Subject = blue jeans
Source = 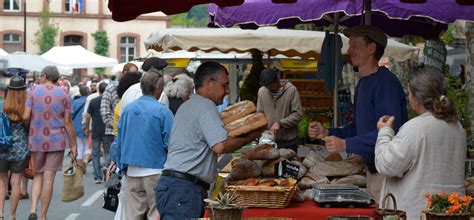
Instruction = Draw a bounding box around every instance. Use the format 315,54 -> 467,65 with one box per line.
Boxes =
91,135 -> 113,180
155,176 -> 207,220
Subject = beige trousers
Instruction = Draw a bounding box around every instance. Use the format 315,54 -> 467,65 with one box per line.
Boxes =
124,174 -> 161,220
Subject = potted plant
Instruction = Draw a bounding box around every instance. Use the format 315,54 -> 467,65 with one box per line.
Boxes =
423,192 -> 473,219
205,192 -> 244,220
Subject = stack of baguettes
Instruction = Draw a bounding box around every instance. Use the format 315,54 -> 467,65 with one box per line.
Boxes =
220,100 -> 268,137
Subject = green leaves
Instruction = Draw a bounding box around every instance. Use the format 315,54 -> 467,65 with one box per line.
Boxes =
92,30 -> 110,76
35,8 -> 59,54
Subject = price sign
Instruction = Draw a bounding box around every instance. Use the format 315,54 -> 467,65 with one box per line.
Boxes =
274,160 -> 300,179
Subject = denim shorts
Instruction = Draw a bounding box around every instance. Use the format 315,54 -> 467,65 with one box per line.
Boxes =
154,176 -> 208,220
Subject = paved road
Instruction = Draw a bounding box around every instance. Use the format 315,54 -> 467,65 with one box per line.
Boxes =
4,156 -> 116,220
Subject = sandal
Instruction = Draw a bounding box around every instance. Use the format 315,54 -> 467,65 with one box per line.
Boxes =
20,193 -> 29,200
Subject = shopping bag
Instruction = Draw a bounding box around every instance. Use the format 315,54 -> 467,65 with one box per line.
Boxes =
61,159 -> 84,202
0,112 -> 13,153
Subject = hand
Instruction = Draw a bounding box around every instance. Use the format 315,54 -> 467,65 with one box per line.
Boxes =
376,115 -> 395,130
308,121 -> 328,139
70,146 -> 78,160
322,136 -> 346,153
269,122 -> 280,134
83,127 -> 90,135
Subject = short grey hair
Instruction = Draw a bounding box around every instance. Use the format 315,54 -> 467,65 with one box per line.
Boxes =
41,66 -> 60,83
140,68 -> 165,96
164,74 -> 194,99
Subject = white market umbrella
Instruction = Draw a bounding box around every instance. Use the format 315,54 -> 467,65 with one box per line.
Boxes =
0,52 -> 72,76
0,49 -> 8,57
41,45 -> 118,69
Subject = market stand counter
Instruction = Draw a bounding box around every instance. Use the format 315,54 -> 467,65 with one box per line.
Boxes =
204,200 -> 378,220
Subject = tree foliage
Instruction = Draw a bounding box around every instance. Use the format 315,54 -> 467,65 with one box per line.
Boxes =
170,5 -> 208,27
92,30 -> 110,75
35,8 -> 59,54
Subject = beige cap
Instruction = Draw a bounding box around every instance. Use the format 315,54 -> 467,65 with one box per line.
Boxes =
343,25 -> 387,48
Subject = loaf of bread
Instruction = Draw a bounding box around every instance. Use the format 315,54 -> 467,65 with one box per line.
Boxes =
330,175 -> 367,187
225,112 -> 268,137
243,178 -> 259,186
220,100 -> 256,125
325,153 -> 343,161
230,159 -> 262,180
297,173 -> 329,189
302,151 -> 325,168
257,179 -> 278,187
246,144 -> 280,160
279,148 -> 297,160
309,161 -> 365,177
261,158 -> 286,177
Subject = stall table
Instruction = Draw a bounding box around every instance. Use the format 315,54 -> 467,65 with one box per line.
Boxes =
205,200 -> 378,220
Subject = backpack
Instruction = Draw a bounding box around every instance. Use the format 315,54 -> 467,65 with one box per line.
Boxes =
0,112 -> 13,153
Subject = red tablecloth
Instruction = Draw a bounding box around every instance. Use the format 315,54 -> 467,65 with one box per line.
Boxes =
205,200 -> 378,220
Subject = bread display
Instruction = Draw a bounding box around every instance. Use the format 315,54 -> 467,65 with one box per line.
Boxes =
220,100 -> 256,125
246,144 -> 280,160
225,112 -> 268,137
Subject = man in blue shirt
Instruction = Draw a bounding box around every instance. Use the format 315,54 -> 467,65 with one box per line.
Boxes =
117,69 -> 173,220
308,25 -> 408,201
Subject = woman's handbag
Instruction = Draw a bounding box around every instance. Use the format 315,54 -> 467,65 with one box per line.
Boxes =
103,161 -> 121,212
61,159 -> 85,202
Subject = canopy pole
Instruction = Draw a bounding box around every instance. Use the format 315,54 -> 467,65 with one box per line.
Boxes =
363,0 -> 372,25
332,14 -> 340,128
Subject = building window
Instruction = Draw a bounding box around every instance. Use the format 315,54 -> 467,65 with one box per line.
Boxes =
120,36 -> 137,63
65,0 -> 84,14
3,0 -> 20,11
64,35 -> 83,46
3,33 -> 22,53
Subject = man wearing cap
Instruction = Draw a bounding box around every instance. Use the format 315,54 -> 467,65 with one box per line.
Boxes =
257,68 -> 303,152
23,66 -> 78,220
308,25 -> 408,202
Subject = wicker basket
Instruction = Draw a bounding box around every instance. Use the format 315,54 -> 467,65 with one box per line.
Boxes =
373,193 -> 407,220
225,185 -> 296,208
207,206 -> 244,220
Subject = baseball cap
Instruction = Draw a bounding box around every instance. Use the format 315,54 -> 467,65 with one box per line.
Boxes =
259,68 -> 279,86
8,75 -> 26,90
343,25 -> 387,48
